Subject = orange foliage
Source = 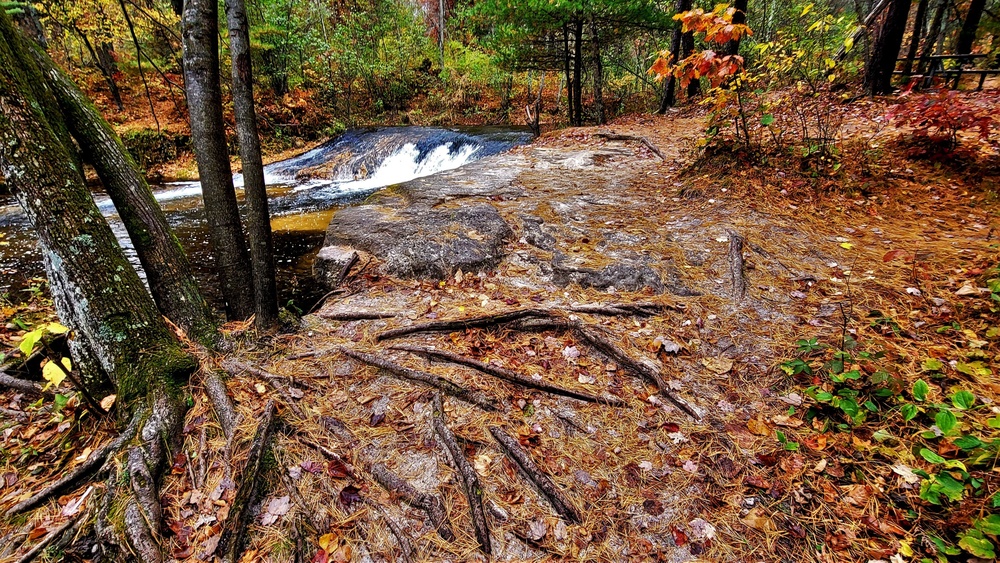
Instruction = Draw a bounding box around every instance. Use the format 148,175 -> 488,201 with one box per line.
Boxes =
647,4 -> 751,89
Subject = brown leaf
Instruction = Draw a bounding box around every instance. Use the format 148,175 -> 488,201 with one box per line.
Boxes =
671,526 -> 688,546
747,417 -> 770,436
327,458 -> 352,479
715,456 -> 741,479
744,474 -> 771,489
740,507 -> 776,532
825,528 -> 854,551
643,499 -> 664,516
339,485 -> 363,508
171,452 -> 188,475
778,453 -> 805,476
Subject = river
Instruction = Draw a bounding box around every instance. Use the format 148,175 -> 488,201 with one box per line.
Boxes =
0,126 -> 531,309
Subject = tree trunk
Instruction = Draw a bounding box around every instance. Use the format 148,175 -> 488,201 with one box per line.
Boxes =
657,0 -> 690,113
591,17 -> 604,125
572,17 -> 584,126
75,28 -> 125,112
956,0 -> 986,55
225,0 -> 279,328
918,0 -> 946,74
864,0 -> 910,95
23,40 -> 219,345
563,24 -> 574,124
902,0 -> 929,76
0,11 -> 196,410
725,0 -> 748,55
3,13 -> 199,561
679,0 -> 700,99
181,0 -> 255,320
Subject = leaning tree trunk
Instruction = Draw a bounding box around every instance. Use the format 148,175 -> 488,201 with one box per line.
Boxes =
956,0 -> 985,55
23,39 -> 218,345
1,12 -> 196,562
591,17 -> 605,125
181,0 -> 255,320
918,0 -> 946,74
225,0 -> 279,329
902,0 -> 929,76
864,0 -> 910,95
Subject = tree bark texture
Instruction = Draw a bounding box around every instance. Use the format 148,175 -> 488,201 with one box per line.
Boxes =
864,0 -> 910,95
24,41 -> 219,345
0,11 -> 196,408
591,17 -> 604,125
725,0 -> 748,55
181,0 -> 254,320
572,17 -> 584,126
902,0 -> 929,76
657,0 -> 689,113
956,0 -> 986,55
224,0 -> 278,328
918,0 -> 946,74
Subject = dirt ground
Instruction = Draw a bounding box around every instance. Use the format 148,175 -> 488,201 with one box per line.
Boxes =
2,102 -> 1000,562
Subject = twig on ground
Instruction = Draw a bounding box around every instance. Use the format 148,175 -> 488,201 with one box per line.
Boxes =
0,371 -> 48,397
336,347 -> 499,412
489,426 -> 582,523
431,394 -> 491,556
727,229 -> 748,303
392,344 -> 627,407
376,309 -> 551,341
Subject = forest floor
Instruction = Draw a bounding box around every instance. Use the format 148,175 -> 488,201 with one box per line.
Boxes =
2,95 -> 1000,563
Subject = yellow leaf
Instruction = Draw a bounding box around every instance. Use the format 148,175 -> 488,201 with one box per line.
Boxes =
42,357 -> 72,390
318,533 -> 336,551
46,322 -> 69,334
899,539 -> 914,557
840,242 -> 854,249
801,3 -> 813,16
843,35 -> 855,51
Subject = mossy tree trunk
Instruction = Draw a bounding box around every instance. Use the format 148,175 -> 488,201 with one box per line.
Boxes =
0,11 -> 197,561
181,0 -> 255,320
225,0 -> 279,328
22,39 -> 219,345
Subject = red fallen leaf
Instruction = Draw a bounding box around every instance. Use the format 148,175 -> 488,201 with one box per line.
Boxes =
715,456 -> 740,479
882,249 -> 908,262
301,460 -> 324,474
328,458 -> 352,479
28,527 -> 48,541
643,499 -> 664,516
671,526 -> 688,546
744,474 -> 771,489
662,422 -> 680,433
755,452 -> 779,467
172,545 -> 193,559
624,463 -> 643,486
171,452 -> 188,475
311,549 -> 329,563
339,485 -> 363,508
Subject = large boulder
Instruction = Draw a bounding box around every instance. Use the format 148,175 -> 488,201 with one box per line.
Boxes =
324,203 -> 512,281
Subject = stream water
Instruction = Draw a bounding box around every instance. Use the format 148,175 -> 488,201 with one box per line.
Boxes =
0,126 -> 531,308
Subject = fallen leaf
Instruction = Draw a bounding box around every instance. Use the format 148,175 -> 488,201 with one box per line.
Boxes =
741,507 -> 776,532
688,518 -> 716,540
527,518 -> 548,541
99,394 -> 116,410
702,357 -> 734,375
747,417 -> 770,436
771,415 -> 803,428
671,526 -> 688,546
339,485 -> 362,508
327,458 -> 352,479
260,495 -> 291,525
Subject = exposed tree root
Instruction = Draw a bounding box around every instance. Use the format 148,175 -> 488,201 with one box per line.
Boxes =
391,344 -> 628,407
489,426 -> 582,524
514,318 -> 702,420
566,301 -> 680,316
594,131 -> 667,160
318,310 -> 400,321
0,370 -> 49,397
376,308 -> 552,341
201,368 -> 238,439
362,500 -> 416,563
5,413 -> 140,517
14,509 -> 86,563
431,393 -> 492,556
369,462 -> 456,542
218,400 -> 276,563
337,347 -> 500,412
